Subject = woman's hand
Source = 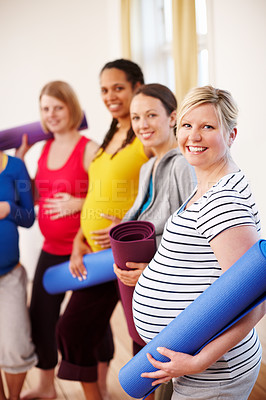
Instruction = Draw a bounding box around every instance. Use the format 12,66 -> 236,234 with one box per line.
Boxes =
0,202 -> 10,219
113,261 -> 148,286
90,213 -> 121,249
141,348 -> 199,386
15,134 -> 32,160
43,192 -> 84,220
142,299 -> 266,387
69,229 -> 92,281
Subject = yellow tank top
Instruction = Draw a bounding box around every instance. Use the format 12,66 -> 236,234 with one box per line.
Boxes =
81,138 -> 148,252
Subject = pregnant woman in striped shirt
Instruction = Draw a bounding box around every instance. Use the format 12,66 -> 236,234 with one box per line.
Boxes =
133,85 -> 265,400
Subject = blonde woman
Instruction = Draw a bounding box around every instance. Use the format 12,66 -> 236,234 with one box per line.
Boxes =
133,86 -> 265,400
20,80 -> 98,399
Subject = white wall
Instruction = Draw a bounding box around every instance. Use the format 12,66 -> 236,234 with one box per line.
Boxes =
0,0 -> 122,278
207,0 -> 266,233
207,0 -> 266,362
0,0 -> 121,146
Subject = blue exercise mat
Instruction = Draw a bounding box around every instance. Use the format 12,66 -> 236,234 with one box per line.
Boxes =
42,248 -> 116,294
119,239 -> 266,399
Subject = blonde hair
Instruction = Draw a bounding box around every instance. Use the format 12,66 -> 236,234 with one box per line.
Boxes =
177,85 -> 238,136
39,81 -> 83,133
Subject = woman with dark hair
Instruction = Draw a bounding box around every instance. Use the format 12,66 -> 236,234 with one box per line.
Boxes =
111,83 -> 195,400
96,58 -> 144,159
56,59 -> 149,400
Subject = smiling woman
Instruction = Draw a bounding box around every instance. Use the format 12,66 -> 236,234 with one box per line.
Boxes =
19,80 -> 99,400
132,85 -> 264,400
39,81 -> 85,135
100,68 -> 135,121
40,96 -> 71,135
54,60 -> 150,400
130,88 -> 177,158
113,83 -> 195,400
178,103 -> 236,177
177,86 -> 238,196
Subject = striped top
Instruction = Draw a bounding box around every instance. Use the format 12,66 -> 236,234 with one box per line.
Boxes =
133,170 -> 262,382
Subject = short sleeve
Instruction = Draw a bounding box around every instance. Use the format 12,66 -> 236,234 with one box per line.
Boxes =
196,188 -> 257,242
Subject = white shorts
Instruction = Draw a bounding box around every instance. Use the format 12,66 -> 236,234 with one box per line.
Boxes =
0,265 -> 38,373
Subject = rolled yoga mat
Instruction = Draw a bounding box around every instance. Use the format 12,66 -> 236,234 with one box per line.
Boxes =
119,239 -> 266,399
42,248 -> 116,294
109,221 -> 157,347
0,113 -> 88,150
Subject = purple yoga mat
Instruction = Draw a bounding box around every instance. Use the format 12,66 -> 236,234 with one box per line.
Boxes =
109,221 -> 157,346
0,113 -> 88,150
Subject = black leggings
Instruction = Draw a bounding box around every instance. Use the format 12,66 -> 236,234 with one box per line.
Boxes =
56,280 -> 119,382
30,250 -> 116,371
30,250 -> 69,369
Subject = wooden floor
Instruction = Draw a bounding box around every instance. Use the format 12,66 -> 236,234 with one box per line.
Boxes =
3,299 -> 266,399
21,302 -> 136,400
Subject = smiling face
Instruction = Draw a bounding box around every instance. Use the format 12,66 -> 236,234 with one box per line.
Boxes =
178,103 -> 234,173
130,93 -> 176,154
40,94 -> 71,134
100,68 -> 136,120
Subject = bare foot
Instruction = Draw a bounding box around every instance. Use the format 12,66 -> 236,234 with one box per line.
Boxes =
20,369 -> 56,400
102,394 -> 112,400
20,386 -> 57,400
